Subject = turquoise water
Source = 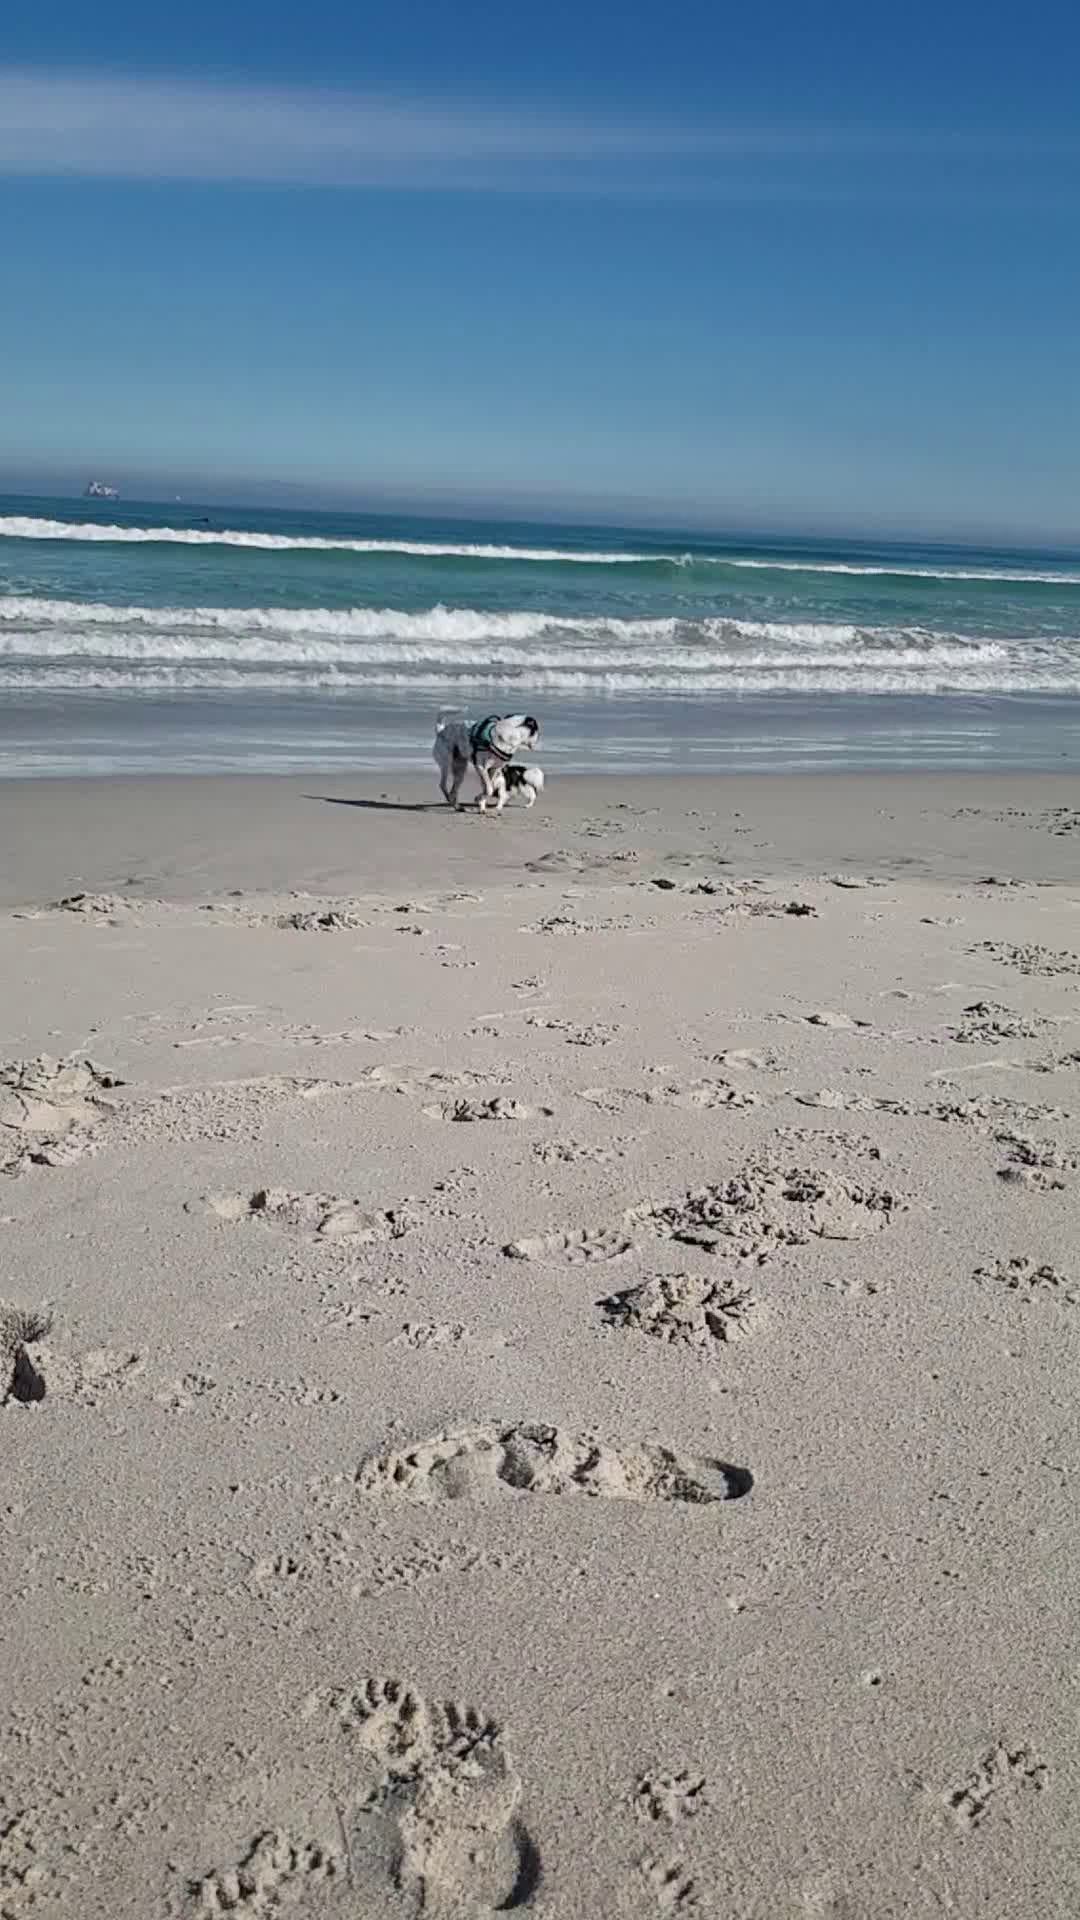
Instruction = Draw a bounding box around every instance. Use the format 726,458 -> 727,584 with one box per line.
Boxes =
1,494 -> 1079,772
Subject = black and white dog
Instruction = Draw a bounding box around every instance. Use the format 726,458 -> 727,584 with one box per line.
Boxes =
488,763 -> 545,811
433,711 -> 541,812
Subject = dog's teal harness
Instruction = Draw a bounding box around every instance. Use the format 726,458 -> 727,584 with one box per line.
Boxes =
469,715 -> 512,761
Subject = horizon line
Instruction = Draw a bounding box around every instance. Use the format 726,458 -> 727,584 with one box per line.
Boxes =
2,477 -> 1078,555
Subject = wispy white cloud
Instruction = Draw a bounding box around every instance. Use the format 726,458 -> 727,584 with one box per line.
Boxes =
0,70 -> 736,188
0,68 -> 1074,196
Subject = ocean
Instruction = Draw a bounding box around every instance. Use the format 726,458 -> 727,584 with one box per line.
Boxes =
1,493 -> 1079,775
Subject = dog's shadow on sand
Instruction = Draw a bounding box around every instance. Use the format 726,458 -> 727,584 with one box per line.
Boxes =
303,795 -> 447,814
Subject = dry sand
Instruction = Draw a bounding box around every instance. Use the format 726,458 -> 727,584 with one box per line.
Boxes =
1,772 -> 1078,1917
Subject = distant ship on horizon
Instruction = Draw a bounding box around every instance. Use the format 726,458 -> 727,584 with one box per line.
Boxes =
84,480 -> 119,500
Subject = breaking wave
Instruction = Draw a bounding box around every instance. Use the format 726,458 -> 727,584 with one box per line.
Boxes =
0,593 -> 1075,693
0,516 -> 661,564
5,665 -> 1080,695
2,518 -> 1079,584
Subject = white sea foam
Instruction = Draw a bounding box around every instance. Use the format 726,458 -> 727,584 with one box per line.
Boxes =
0,596 -> 677,642
0,596 -> 1024,675
717,558 -> 1080,584
0,595 -> 1013,649
0,635 -> 1007,672
2,597 -> 1006,653
0,595 -> 1074,698
4,663 -> 1078,696
1,517 -> 1078,583
0,516 -> 656,563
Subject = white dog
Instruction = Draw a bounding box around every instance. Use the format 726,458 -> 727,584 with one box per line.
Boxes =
432,711 -> 540,811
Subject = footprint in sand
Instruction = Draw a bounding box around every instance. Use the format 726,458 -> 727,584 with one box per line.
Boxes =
525,1016 -> 621,1047
335,1678 -> 541,1915
39,890 -> 150,923
172,1019 -> 408,1052
647,1079 -> 760,1112
698,892 -> 817,924
791,1089 -> 938,1124
1,1304 -> 143,1409
969,940 -> 1080,979
204,1188 -> 419,1243
0,1803 -> 62,1910
636,1164 -> 900,1259
947,1001 -> 1053,1045
155,1372 -> 217,1413
775,1122 -> 884,1163
600,1273 -> 760,1355
184,1830 -> 342,1915
649,874 -> 726,894
184,1679 -> 539,1915
577,1081 -> 760,1116
421,1097 -> 553,1125
0,1301 -> 53,1404
973,1256 -> 1077,1302
926,1094 -> 1062,1132
273,904 -> 370,931
995,1131 -> 1076,1191
0,1055 -> 121,1175
527,846 -> 635,875
942,1742 -> 1049,1831
393,1321 -> 472,1351
356,1542 -> 530,1602
527,912 -> 639,936
577,1086 -> 646,1116
1029,1048 -> 1080,1076
361,1064 -> 516,1101
507,1163 -> 898,1275
387,1322 -> 508,1361
1039,807 -> 1080,837
30,1343 -> 144,1406
355,1422 -> 752,1505
504,1226 -> 638,1265
711,1047 -> 781,1074
532,1136 -> 631,1166
632,1771 -> 709,1825
632,1852 -> 701,1912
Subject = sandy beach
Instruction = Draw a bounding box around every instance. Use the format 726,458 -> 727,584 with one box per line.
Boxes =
2,771 -> 1079,1918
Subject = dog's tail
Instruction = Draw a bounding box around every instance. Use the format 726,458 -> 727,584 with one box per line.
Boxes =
434,706 -> 467,738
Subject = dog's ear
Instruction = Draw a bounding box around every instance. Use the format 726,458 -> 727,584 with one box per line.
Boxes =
523,716 -> 539,738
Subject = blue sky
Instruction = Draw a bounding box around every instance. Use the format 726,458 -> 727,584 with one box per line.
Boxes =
2,0 -> 1079,538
